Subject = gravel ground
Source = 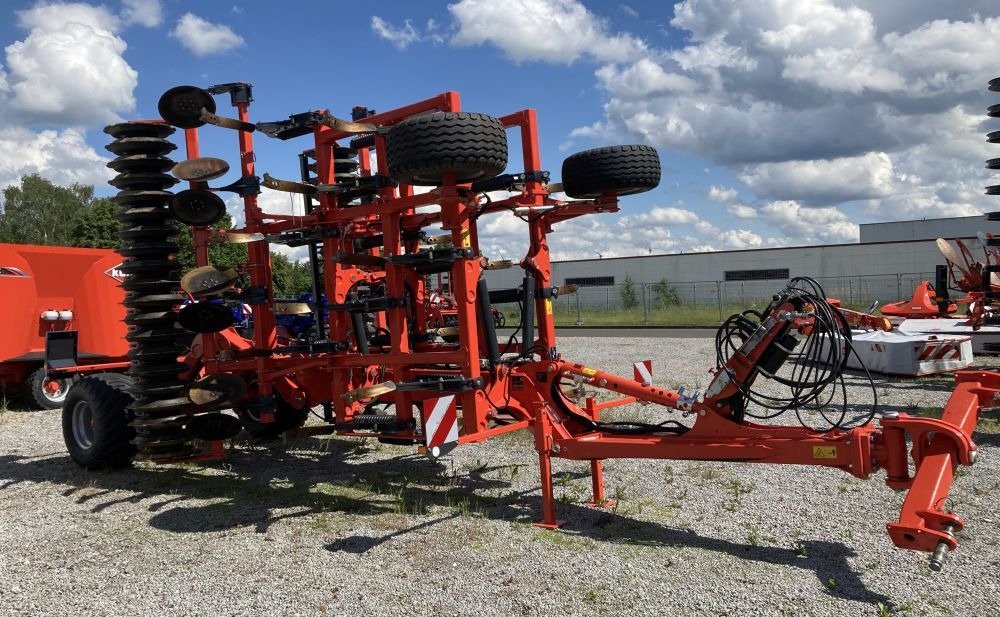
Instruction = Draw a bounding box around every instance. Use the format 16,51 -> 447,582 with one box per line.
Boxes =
1,337 -> 998,617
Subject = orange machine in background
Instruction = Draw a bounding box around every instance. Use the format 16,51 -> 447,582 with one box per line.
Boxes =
0,244 -> 127,408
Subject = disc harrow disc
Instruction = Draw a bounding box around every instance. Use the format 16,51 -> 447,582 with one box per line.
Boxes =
112,190 -> 174,207
188,373 -> 247,406
169,189 -> 226,226
126,326 -> 184,344
178,302 -> 236,333
120,278 -> 180,293
186,413 -> 243,441
104,122 -> 175,139
180,266 -> 239,296
119,223 -> 179,240
158,85 -> 216,129
116,207 -> 173,225
124,310 -> 178,327
117,240 -> 180,257
172,157 -> 230,182
106,137 -> 177,157
123,292 -> 185,310
107,155 -> 175,174
110,173 -> 179,191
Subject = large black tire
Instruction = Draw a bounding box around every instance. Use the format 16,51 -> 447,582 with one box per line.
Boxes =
386,112 -> 507,185
236,398 -> 309,440
62,375 -> 136,469
25,367 -> 72,410
561,145 -> 660,199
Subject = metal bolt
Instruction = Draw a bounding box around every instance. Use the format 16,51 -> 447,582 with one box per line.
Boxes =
699,410 -> 706,417
598,379 -> 606,387
969,449 -> 977,465
882,411 -> 899,420
552,444 -> 562,454
929,524 -> 956,572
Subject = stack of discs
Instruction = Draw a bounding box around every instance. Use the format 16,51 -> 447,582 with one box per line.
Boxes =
105,122 -> 195,461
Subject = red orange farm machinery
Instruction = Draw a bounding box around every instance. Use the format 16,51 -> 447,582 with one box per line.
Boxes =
0,244 -> 127,408
60,81 -> 996,572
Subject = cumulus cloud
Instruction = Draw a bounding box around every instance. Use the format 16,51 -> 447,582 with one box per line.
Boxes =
121,0 -> 162,27
707,185 -> 738,204
0,127 -> 112,189
738,152 -> 896,205
171,13 -> 243,56
3,2 -> 137,125
448,0 -> 646,63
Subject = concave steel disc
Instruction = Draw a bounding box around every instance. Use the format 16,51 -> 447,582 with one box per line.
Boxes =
185,413 -> 243,440
180,265 -> 239,296
104,122 -> 175,139
106,137 -> 177,157
158,85 -> 216,129
172,157 -> 230,182
188,373 -> 247,406
177,301 -> 235,333
169,189 -> 226,226
107,155 -> 175,174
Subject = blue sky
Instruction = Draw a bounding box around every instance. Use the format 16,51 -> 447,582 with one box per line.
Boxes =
0,0 -> 998,261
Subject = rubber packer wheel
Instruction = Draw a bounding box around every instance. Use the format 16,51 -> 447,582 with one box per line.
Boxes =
62,375 -> 137,469
25,366 -> 71,409
561,144 -> 660,199
386,112 -> 507,185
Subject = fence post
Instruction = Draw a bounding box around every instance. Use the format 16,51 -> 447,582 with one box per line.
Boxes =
642,284 -> 648,325
575,291 -> 582,325
896,273 -> 901,301
849,279 -> 854,305
606,287 -> 610,310
716,281 -> 723,322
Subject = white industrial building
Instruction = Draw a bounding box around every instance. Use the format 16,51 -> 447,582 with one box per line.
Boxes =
483,215 -> 992,309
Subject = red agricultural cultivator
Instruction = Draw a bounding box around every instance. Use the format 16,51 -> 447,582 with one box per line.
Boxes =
62,81 -> 997,571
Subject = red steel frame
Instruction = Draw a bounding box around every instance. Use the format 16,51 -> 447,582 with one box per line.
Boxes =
169,87 -> 993,565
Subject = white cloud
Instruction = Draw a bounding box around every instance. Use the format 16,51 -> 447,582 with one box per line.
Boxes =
707,185 -> 738,204
121,0 -> 163,27
171,13 -> 243,57
738,152 -> 896,205
3,2 -> 137,125
727,204 -> 758,219
759,200 -> 859,244
371,16 -> 420,50
0,127 -> 112,189
449,0 -> 646,63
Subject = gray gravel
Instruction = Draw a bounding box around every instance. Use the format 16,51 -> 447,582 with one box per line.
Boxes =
1,337 -> 998,617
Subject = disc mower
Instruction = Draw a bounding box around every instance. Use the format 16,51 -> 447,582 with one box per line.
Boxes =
60,80 -> 999,572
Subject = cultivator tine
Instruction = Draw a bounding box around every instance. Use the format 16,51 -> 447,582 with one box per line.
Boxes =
485,259 -> 512,270
557,284 -> 578,295
432,326 -> 459,337
341,381 -> 397,403
262,173 -> 316,195
188,373 -> 248,406
200,108 -> 256,132
274,302 -> 312,315
425,234 -> 452,245
317,111 -> 378,134
172,157 -> 230,182
180,265 -> 239,296
211,231 -> 266,244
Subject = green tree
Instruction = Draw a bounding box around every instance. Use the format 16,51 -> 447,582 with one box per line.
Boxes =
270,252 -> 313,297
0,175 -> 97,245
620,274 -> 638,309
174,213 -> 249,272
651,277 -> 680,308
71,198 -> 119,248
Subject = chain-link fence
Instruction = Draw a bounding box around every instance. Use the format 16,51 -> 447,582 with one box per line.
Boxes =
537,272 -> 934,325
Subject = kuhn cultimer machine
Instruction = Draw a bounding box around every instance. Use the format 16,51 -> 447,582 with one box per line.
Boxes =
61,81 -> 998,572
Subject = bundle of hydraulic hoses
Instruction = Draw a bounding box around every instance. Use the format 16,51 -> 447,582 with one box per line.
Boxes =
104,122 -> 195,461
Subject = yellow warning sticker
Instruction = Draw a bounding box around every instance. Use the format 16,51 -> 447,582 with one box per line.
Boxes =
581,367 -> 597,377
460,228 -> 471,248
812,446 -> 837,459
545,299 -> 553,315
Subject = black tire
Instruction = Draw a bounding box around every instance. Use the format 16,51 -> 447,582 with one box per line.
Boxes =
25,367 -> 71,409
62,376 -> 136,469
561,144 -> 660,199
236,398 -> 309,440
386,112 -> 507,185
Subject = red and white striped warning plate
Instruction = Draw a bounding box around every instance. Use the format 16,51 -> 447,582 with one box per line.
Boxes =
633,360 -> 653,386
916,340 -> 964,361
422,395 -> 459,458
